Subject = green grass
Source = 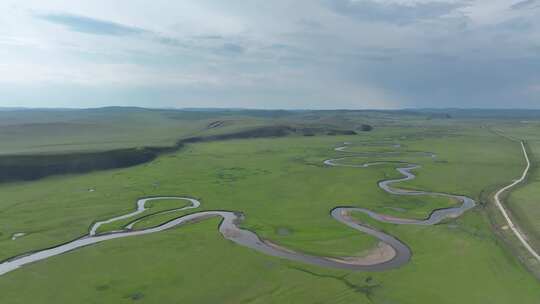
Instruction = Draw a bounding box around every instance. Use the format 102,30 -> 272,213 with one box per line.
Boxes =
95,199 -> 191,234
0,219 -> 380,303
493,122 -> 540,253
0,108 -> 370,155
0,108 -> 205,155
350,210 -> 539,303
0,107 -> 459,156
132,208 -> 195,230
0,121 -> 539,303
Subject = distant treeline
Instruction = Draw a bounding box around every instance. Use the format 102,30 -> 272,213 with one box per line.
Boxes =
0,124 -> 368,183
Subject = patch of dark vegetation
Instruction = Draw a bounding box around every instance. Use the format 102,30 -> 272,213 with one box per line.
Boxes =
295,126 -> 358,136
288,266 -> 381,302
0,148 -> 158,183
206,120 -> 225,129
125,292 -> 145,301
443,217 -> 490,240
359,124 -> 373,132
182,125 -> 296,143
0,124 -> 357,183
215,167 -> 270,184
326,130 -> 357,136
183,124 -> 360,142
424,113 -> 452,119
95,284 -> 110,291
162,109 -> 297,120
0,126 -> 289,183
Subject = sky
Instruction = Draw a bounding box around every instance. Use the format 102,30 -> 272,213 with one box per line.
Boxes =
0,0 -> 539,109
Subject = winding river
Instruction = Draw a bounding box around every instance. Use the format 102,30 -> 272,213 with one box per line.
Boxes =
0,142 -> 476,276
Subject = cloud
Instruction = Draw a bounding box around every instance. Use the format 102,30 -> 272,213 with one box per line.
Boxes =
220,43 -> 245,55
511,0 -> 540,10
154,35 -> 186,47
497,17 -> 533,31
325,0 -> 467,24
0,0 -> 539,109
297,18 -> 324,30
193,34 -> 223,40
35,13 -> 146,36
34,11 -> 247,59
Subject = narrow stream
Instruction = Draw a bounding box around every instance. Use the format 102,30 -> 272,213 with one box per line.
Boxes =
0,143 -> 475,275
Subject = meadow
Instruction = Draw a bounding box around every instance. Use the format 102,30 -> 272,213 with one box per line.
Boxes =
0,110 -> 538,303
487,121 -> 540,274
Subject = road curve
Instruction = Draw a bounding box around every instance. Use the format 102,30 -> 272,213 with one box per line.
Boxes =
0,142 -> 476,276
493,141 -> 540,262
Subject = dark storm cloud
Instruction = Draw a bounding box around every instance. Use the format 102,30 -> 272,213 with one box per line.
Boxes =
341,52 -> 540,107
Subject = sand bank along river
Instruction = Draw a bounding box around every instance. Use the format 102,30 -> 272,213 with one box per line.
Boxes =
0,143 -> 476,276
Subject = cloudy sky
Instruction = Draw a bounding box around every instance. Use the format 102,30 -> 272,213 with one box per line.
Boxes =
0,0 -> 539,109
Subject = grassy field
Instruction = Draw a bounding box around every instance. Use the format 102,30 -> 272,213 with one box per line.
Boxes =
0,108 -> 295,155
0,107 -> 460,156
0,111 -> 538,303
488,122 -> 540,270
95,199 -> 192,234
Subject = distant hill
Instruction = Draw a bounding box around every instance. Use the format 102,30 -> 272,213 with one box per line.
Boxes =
407,108 -> 540,119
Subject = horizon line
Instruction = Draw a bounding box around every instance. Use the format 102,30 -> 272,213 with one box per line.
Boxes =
2,106 -> 540,112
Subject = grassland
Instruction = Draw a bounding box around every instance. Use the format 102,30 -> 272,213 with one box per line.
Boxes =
0,108 -> 205,155
0,107 -> 370,155
95,199 -> 191,234
0,110 -> 538,303
485,121 -> 540,274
